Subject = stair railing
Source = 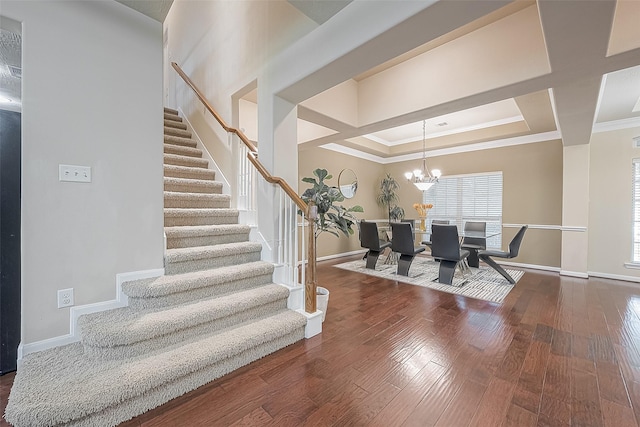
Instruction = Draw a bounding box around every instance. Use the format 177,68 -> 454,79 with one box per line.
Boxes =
171,62 -> 317,314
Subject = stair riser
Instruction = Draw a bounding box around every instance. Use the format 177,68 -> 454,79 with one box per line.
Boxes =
164,113 -> 182,122
164,127 -> 192,138
164,215 -> 238,227
128,272 -> 274,310
164,198 -> 230,209
72,328 -> 305,427
83,299 -> 289,360
165,251 -> 261,275
164,183 -> 221,194
164,168 -> 215,181
164,155 -> 209,169
166,232 -> 249,249
164,136 -> 198,148
164,121 -> 187,130
164,145 -> 202,158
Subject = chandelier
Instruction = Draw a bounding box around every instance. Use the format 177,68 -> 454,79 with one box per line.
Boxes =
404,120 -> 441,191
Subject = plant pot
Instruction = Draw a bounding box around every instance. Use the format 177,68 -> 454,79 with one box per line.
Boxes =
317,286 -> 330,322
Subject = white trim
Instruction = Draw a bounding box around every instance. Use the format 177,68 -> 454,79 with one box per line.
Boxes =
298,309 -> 323,338
593,116 -> 640,133
497,260 -> 560,273
548,88 -> 561,137
502,223 -> 586,232
364,115 -> 525,146
592,74 -> 607,129
589,270 -> 640,286
624,262 -> 640,270
18,268 -> 164,360
318,249 -> 367,262
178,108 -> 231,196
560,270 -> 589,279
320,130 -> 562,164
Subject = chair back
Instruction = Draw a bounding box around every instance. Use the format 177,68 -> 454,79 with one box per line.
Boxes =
431,224 -> 463,261
508,225 -> 528,258
359,221 -> 383,250
390,222 -> 415,254
401,219 -> 415,232
462,221 -> 486,248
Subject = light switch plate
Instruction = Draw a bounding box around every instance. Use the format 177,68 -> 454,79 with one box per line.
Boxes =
59,164 -> 91,183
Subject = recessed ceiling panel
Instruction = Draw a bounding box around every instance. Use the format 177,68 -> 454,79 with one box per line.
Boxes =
364,98 -> 523,146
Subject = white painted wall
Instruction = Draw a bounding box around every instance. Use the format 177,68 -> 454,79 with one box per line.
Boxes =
3,0 -> 164,343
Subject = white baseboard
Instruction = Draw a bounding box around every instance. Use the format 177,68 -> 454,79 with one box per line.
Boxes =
560,270 -> 589,279
498,260 -> 560,273
588,271 -> 640,286
317,250 -> 367,262
18,268 -> 164,360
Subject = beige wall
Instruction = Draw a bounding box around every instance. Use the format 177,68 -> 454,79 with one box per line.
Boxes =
165,0 -> 316,185
300,139 -> 564,266
298,147 -> 386,258
589,126 -> 640,278
3,0 -> 164,343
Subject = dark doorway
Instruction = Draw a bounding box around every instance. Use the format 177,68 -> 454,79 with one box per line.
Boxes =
0,109 -> 21,374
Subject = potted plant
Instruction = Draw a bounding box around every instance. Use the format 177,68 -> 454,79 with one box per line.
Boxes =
301,168 -> 364,239
300,168 -> 364,321
377,174 -> 405,222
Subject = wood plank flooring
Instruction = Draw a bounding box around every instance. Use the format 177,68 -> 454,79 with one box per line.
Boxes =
3,255 -> 640,426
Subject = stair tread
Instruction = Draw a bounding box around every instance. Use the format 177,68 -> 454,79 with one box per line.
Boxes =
164,191 -> 230,199
122,260 -> 273,298
7,310 -> 306,426
164,144 -> 202,157
80,284 -> 289,346
164,224 -> 250,237
164,176 -> 219,185
164,135 -> 198,148
164,208 -> 238,216
165,241 -> 262,262
164,153 -> 208,166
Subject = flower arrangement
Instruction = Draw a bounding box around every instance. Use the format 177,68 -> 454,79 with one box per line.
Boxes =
413,203 -> 433,217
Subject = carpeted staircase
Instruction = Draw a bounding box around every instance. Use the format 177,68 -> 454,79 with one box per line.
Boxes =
4,108 -> 307,427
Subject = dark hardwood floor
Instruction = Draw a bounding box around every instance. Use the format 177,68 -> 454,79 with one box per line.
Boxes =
3,255 -> 640,426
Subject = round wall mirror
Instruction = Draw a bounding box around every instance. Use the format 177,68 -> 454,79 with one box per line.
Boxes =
338,168 -> 358,199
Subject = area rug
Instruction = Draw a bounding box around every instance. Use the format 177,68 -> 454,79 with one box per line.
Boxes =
334,256 -> 524,303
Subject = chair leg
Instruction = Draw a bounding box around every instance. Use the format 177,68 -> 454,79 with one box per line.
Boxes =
467,249 -> 480,268
438,260 -> 457,285
480,255 -> 515,284
365,250 -> 381,269
397,254 -> 415,276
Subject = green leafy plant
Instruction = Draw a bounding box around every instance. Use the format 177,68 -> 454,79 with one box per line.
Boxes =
377,174 -> 404,222
300,168 -> 364,239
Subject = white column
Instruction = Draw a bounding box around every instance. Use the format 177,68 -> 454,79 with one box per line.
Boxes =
561,144 -> 590,277
257,81 -> 298,262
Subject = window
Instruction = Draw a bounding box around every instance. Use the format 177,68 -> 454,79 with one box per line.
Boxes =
632,159 -> 640,262
423,172 -> 503,249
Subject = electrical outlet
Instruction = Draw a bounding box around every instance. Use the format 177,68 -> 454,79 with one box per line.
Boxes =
59,164 -> 91,183
57,288 -> 74,308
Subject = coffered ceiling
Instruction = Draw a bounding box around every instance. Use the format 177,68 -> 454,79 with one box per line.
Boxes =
285,0 -> 640,163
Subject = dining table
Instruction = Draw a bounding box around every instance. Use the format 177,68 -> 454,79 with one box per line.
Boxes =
418,227 -> 501,268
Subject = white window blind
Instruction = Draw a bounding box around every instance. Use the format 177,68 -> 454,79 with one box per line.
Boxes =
423,172 -> 503,249
632,160 -> 640,262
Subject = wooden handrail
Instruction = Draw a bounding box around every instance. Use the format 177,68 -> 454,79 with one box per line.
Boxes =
172,62 -> 318,315
171,62 -> 305,212
172,62 -> 258,153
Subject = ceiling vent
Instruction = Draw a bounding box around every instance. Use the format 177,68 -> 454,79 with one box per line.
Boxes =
8,65 -> 21,78
436,122 -> 448,127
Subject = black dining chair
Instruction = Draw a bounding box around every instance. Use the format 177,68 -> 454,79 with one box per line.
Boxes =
390,222 -> 425,276
478,225 -> 528,284
461,221 -> 486,268
359,221 -> 391,270
430,224 -> 470,285
421,219 -> 451,249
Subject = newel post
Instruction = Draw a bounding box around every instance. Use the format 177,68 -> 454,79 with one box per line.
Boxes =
305,201 -> 318,313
